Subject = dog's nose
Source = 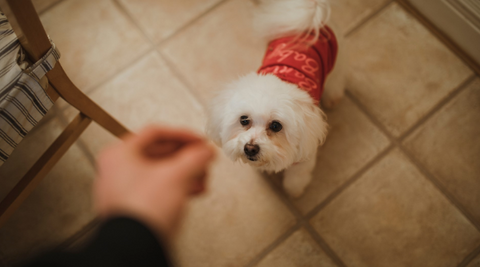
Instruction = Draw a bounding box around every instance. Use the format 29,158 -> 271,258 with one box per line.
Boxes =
244,144 -> 260,157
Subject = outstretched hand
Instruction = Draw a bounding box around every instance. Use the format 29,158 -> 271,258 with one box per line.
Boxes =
94,126 -> 216,241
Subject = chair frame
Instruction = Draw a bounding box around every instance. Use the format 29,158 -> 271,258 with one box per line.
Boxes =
0,0 -> 130,227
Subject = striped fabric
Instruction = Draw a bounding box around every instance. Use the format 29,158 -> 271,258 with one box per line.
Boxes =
0,11 -> 60,167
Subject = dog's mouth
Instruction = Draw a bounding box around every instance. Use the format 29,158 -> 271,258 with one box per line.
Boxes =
247,156 -> 258,162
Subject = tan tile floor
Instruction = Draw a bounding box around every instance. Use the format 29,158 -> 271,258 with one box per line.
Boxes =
0,0 -> 479,266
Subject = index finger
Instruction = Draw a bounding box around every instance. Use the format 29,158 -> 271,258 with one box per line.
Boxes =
125,126 -> 205,158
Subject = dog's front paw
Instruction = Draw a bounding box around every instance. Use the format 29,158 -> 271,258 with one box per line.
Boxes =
283,173 -> 312,198
284,184 -> 307,198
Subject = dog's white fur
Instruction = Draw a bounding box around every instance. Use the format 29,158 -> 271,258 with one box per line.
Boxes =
206,0 -> 347,197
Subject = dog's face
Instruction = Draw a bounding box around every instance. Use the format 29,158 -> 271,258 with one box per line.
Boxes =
221,105 -> 295,171
207,73 -> 328,172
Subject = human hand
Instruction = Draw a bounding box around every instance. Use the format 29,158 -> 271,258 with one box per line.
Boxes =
94,126 -> 215,241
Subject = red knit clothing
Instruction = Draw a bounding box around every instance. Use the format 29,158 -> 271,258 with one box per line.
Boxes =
257,26 -> 338,104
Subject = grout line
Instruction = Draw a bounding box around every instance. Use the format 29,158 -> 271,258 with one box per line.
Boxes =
302,222 -> 347,267
344,0 -> 394,37
458,244 -> 480,267
399,146 -> 480,232
241,176 -> 303,267
398,74 -> 477,142
344,73 -> 476,146
344,90 -> 397,142
156,51 -> 207,107
243,222 -> 301,267
70,0 -> 159,97
260,175 -> 347,267
395,0 -> 480,76
56,218 -> 101,250
113,0 -> 230,47
87,0 -> 229,104
56,46 -> 156,116
112,0 -> 208,109
77,47 -> 156,97
156,0 -> 231,47
112,0 -> 156,44
306,144 -> 395,219
52,0 -> 159,105
345,89 -> 480,232
43,0 -> 155,115
262,175 -> 305,219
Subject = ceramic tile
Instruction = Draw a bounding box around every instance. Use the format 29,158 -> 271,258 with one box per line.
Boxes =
76,51 -> 205,157
293,97 -> 390,214
468,253 -> 480,267
347,3 -> 473,137
0,117 -> 96,262
311,149 -> 480,267
330,0 -> 389,35
160,0 -> 266,103
403,78 -> 480,222
255,228 -> 336,267
32,0 -> 62,14
118,0 -> 222,44
172,152 -> 296,267
39,0 -> 151,92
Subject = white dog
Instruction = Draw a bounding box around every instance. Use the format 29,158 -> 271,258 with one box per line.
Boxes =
206,0 -> 347,197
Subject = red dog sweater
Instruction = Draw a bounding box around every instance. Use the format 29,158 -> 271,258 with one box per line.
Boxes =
257,26 -> 338,104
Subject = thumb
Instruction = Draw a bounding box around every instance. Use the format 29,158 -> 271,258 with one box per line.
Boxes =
168,142 -> 216,183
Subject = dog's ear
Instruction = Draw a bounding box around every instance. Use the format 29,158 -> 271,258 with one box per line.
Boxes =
205,92 -> 226,147
295,102 -> 328,161
306,104 -> 328,146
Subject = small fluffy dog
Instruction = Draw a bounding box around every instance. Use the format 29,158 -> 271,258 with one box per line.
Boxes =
206,0 -> 347,197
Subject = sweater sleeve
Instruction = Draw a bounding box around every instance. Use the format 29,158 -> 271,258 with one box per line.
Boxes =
20,217 -> 172,267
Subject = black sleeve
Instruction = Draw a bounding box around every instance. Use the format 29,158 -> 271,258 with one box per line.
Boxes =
20,217 -> 172,267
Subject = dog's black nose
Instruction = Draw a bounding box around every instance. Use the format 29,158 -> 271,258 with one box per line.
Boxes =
244,144 -> 260,157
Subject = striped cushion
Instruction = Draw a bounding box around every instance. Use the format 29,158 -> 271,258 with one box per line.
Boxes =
0,11 -> 60,167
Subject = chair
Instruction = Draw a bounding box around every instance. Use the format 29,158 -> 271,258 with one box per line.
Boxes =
0,0 -> 130,227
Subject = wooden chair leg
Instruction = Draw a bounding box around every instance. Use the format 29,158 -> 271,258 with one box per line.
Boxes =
0,113 -> 91,228
47,63 -> 129,138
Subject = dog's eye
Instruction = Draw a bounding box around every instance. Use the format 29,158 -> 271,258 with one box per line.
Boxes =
269,121 -> 282,132
240,116 -> 250,126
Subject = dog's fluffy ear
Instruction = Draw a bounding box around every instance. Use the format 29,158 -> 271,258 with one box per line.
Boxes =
294,101 -> 328,162
206,91 -> 228,146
